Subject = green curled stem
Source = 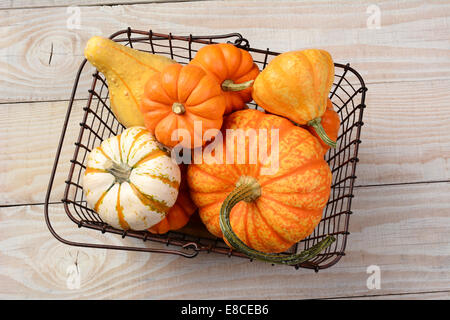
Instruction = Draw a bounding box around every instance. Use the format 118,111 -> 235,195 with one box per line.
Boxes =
307,117 -> 337,148
219,176 -> 335,266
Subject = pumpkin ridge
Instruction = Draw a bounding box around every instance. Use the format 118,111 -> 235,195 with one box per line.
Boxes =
160,64 -> 181,102
244,204 -> 257,250
269,188 -> 330,197
129,182 -> 169,213
133,148 -> 167,168
117,134 -> 123,162
94,183 -> 115,212
196,196 -> 229,216
190,165 -> 236,187
256,196 -> 322,246
254,201 -> 293,247
185,75 -> 221,106
116,184 -> 130,230
177,65 -> 204,103
245,110 -> 266,177
323,53 -> 333,115
85,167 -> 108,174
272,65 -> 307,123
240,202 -> 250,245
98,146 -> 111,160
225,44 -> 242,79
184,99 -> 223,121
197,194 -> 228,210
261,193 -> 321,216
198,200 -> 224,226
191,187 -> 234,197
302,51 -> 318,119
254,114 -> 293,178
126,129 -> 147,164
146,173 -> 180,190
127,138 -> 157,164
176,114 -> 203,145
203,46 -> 225,82
236,50 -> 251,79
218,46 -> 230,80
259,159 -> 324,188
235,63 -> 258,83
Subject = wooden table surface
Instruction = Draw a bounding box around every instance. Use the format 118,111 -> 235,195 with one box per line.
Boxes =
1,0 -> 449,300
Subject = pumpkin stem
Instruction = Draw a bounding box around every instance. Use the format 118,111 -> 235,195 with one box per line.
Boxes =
307,117 -> 337,148
219,176 -> 335,266
104,159 -> 132,183
172,102 -> 186,115
222,79 -> 254,92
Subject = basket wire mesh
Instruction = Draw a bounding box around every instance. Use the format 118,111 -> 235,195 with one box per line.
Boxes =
44,28 -> 367,271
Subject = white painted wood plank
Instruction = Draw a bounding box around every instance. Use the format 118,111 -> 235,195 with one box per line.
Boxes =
0,0 -> 205,9
0,182 -> 448,299
0,0 -> 449,103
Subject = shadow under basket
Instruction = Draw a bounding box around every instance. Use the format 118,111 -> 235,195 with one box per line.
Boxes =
44,28 -> 367,272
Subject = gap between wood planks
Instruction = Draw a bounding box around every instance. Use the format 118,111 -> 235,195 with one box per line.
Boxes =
325,289 -> 450,300
2,181 -> 449,208
0,0 -> 209,11
2,76 -> 450,106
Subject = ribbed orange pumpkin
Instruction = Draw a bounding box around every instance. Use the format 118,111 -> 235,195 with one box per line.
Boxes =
190,43 -> 260,114
307,99 -> 340,155
148,165 -> 196,234
140,63 -> 226,148
252,49 -> 336,147
187,109 -> 334,265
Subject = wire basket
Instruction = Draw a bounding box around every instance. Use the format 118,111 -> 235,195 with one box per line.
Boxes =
44,28 -> 367,272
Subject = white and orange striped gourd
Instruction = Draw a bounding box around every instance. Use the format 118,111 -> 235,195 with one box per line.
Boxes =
82,127 -> 181,230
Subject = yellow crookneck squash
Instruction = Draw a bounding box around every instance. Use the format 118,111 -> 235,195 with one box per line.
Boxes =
252,49 -> 337,148
84,36 -> 175,128
187,109 -> 335,265
83,127 -> 181,230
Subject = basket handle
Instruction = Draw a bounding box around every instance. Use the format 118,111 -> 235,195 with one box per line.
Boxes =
45,203 -> 199,258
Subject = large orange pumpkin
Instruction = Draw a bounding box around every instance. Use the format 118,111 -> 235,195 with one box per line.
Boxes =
307,98 -> 340,155
148,165 -> 196,234
190,43 -> 260,114
252,49 -> 336,147
187,109 -> 334,265
140,63 -> 226,148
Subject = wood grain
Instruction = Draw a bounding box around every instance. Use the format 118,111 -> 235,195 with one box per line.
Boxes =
0,100 -> 85,205
0,182 -> 448,299
0,0 -> 449,103
0,0 -> 203,9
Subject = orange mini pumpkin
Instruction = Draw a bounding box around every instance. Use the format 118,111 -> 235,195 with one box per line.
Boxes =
190,43 -> 260,114
187,109 -> 334,265
252,49 -> 336,147
148,165 -> 197,234
307,99 -> 340,155
140,63 -> 226,148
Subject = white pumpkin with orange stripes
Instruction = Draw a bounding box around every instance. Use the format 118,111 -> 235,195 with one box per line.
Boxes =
82,127 -> 181,230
